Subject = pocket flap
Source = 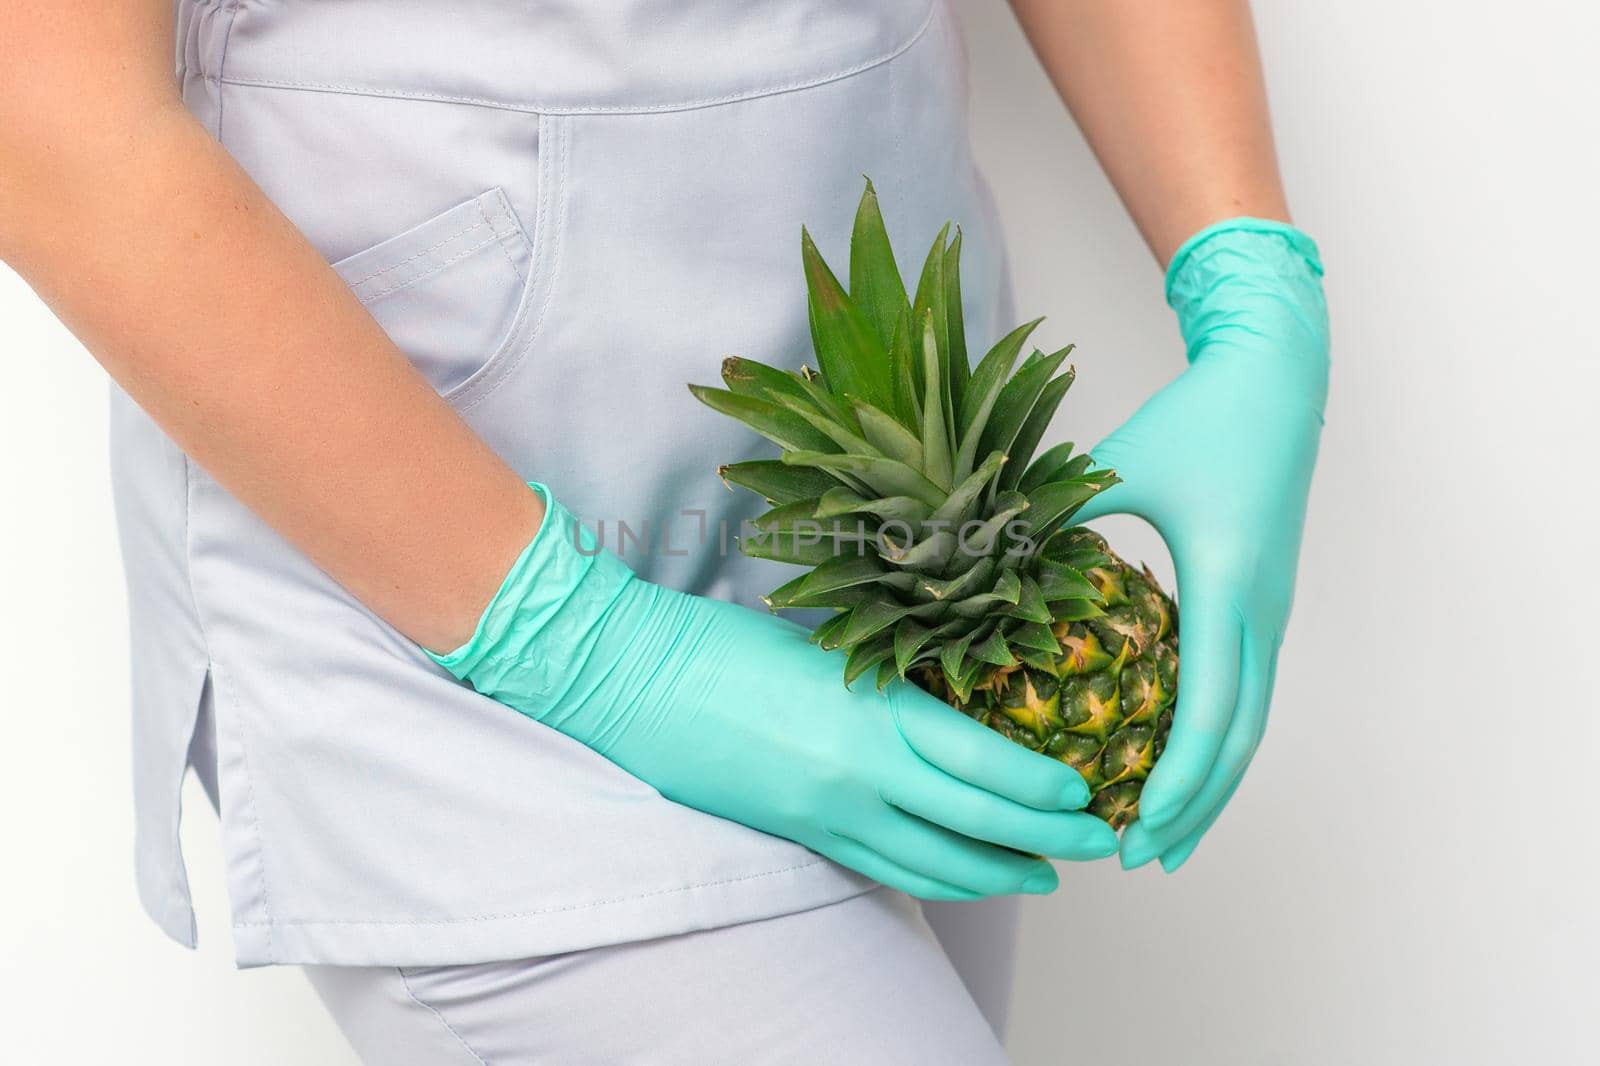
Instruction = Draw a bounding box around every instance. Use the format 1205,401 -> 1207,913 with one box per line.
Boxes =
332,187 -> 529,305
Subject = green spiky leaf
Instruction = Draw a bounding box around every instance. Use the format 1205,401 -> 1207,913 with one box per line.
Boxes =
718,460 -> 838,504
1009,620 -> 1062,655
1017,440 -> 1078,495
1021,447 -> 1096,497
1040,531 -> 1115,572
779,553 -> 890,605
772,393 -> 879,456
942,229 -> 969,404
919,311 -> 955,490
813,487 -> 932,527
841,600 -> 931,646
1001,573 -> 1053,623
939,629 -> 978,690
720,356 -> 812,407
886,305 -> 921,428
844,633 -> 897,687
740,529 -> 842,565
1000,368 -> 1076,492
852,399 -> 924,470
793,363 -> 861,430
1040,596 -> 1104,622
802,227 -> 893,410
893,618 -> 944,675
910,226 -> 956,427
954,318 -> 1042,479
810,612 -> 850,646
1036,562 -> 1104,602
849,179 -> 911,352
950,569 -> 1022,618
688,385 -> 839,454
951,491 -> 1029,561
978,345 -> 1073,472
882,526 -> 957,573
783,451 -> 946,509
969,627 -> 1017,668
1016,475 -> 1119,548
929,451 -> 1007,527
913,556 -> 997,604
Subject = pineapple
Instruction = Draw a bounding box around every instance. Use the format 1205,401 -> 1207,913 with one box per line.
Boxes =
689,181 -> 1177,829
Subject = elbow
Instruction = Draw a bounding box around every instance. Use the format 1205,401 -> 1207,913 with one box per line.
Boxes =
0,85 -> 187,263
0,80 -> 77,258
0,114 -> 63,263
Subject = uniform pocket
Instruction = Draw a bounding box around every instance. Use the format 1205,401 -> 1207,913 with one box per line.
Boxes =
331,187 -> 534,395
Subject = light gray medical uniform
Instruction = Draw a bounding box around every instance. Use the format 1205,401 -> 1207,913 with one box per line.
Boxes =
119,0 -> 1022,1057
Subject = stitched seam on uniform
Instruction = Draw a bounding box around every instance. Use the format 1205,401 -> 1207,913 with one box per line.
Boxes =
451,114 -> 565,413
200,2 -> 937,116
396,969 -> 492,1066
344,217 -> 495,288
178,437 -> 275,957
177,468 -> 276,959
212,0 -> 243,139
345,196 -> 527,300
216,664 -> 279,961
232,858 -> 832,927
352,226 -> 507,302
167,453 -> 219,945
438,122 -> 554,408
481,196 -> 527,284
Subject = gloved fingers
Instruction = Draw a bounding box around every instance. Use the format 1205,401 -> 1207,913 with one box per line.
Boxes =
1134,582 -> 1244,830
815,834 -> 984,902
881,770 -> 1120,861
835,808 -> 1060,897
1155,642 -> 1280,873
1157,776 -> 1242,874
889,685 -> 1091,810
1120,749 -> 1245,872
1121,632 -> 1274,868
1259,638 -> 1283,730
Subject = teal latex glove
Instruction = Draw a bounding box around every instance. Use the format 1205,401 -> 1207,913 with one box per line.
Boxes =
1071,218 -> 1329,872
431,485 -> 1121,900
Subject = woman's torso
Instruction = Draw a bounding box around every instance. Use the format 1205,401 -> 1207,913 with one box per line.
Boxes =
118,0 -> 1010,966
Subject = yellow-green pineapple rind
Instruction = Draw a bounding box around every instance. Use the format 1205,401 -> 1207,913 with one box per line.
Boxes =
914,532 -> 1177,830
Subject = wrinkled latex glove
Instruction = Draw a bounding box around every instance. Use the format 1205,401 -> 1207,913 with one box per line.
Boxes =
431,485 -> 1121,900
1071,219 -> 1329,872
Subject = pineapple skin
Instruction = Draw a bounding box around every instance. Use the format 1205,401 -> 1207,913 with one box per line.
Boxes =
916,533 -> 1177,830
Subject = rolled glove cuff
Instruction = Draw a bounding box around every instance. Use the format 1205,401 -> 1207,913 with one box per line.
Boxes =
1164,217 -> 1330,409
427,483 -> 636,715
1165,217 -> 1323,307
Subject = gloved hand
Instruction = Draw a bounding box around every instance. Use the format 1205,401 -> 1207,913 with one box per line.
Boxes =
1071,218 -> 1329,872
430,485 -> 1121,900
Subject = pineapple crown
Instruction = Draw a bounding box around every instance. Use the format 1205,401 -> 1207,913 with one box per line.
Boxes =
689,180 -> 1120,700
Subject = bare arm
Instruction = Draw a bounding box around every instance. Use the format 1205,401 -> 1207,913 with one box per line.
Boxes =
0,1 -> 540,653
1007,0 -> 1291,265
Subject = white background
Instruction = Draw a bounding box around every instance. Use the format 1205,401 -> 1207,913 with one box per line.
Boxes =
2,2 -> 1596,1062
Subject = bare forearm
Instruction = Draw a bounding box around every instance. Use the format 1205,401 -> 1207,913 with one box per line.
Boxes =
1008,0 -> 1290,265
1,4 -> 538,652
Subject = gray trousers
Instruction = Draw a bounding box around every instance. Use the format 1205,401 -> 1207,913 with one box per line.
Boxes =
304,889 -> 1018,1065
